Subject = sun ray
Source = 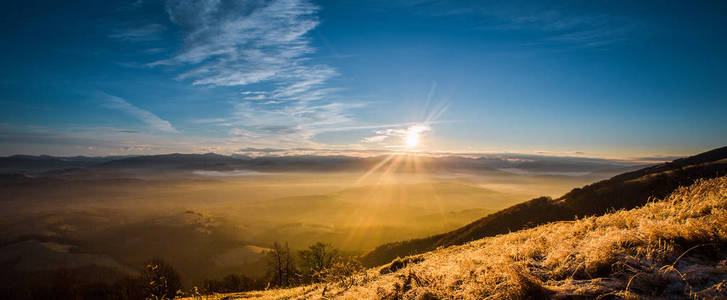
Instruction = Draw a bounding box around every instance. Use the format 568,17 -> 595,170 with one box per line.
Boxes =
354,153 -> 396,185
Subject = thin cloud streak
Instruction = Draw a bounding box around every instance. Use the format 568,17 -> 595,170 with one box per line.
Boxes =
100,93 -> 178,133
412,1 -> 632,49
108,23 -> 167,41
0,125 -> 199,155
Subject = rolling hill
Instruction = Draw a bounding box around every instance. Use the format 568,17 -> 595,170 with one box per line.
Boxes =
360,146 -> 727,267
198,173 -> 727,299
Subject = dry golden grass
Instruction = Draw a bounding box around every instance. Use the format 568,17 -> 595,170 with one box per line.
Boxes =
188,176 -> 727,299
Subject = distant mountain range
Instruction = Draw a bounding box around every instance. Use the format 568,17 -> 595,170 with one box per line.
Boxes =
360,146 -> 727,267
0,152 -> 649,176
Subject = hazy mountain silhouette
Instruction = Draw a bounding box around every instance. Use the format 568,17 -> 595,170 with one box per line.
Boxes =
1,152 -> 645,176
0,155 -> 124,174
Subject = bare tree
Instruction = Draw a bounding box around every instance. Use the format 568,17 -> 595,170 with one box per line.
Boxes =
142,258 -> 182,300
265,241 -> 298,287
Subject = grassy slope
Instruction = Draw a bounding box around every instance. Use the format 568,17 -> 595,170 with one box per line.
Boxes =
360,146 -> 727,267
197,176 -> 727,299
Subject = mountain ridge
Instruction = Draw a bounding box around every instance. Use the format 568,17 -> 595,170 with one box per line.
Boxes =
0,152 -> 648,175
360,146 -> 727,267
192,170 -> 727,299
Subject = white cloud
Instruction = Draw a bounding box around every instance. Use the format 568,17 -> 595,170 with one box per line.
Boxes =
152,0 -> 358,146
109,23 -> 166,41
241,91 -> 267,95
242,94 -> 267,100
154,0 -> 328,91
362,124 -> 432,144
101,93 -> 178,133
362,135 -> 388,143
223,100 -> 355,144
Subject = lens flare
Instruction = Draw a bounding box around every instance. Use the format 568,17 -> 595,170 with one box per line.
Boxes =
404,125 -> 429,148
406,131 -> 420,147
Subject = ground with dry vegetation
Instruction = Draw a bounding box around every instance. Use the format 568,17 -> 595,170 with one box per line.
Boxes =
188,176 -> 727,299
362,147 -> 727,267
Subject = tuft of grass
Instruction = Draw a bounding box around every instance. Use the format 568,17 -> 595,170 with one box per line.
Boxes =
182,176 -> 727,299
379,256 -> 425,275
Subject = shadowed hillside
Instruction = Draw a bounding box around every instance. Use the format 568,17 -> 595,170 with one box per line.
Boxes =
200,176 -> 727,299
360,146 -> 727,267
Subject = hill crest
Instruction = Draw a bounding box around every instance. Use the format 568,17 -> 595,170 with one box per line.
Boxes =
360,146 -> 727,267
194,174 -> 727,299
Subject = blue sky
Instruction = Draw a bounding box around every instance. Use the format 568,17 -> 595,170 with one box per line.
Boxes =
1,0 -> 725,158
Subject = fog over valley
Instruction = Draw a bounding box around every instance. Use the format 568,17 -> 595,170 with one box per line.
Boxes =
0,153 -> 646,288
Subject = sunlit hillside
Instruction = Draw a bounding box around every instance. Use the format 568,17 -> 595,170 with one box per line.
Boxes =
198,176 -> 727,299
360,147 -> 727,267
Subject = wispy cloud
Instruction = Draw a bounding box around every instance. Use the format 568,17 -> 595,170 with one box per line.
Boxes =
486,10 -> 630,48
155,0 -> 359,146
109,23 -> 166,42
362,135 -> 388,143
0,124 -> 681,161
100,93 -> 178,133
221,100 -> 360,147
362,124 -> 432,145
242,94 -> 268,101
0,124 -> 199,156
412,2 -> 632,49
153,0 -> 327,89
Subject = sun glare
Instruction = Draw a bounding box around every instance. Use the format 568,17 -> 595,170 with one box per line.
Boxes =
406,131 -> 420,147
403,125 -> 430,148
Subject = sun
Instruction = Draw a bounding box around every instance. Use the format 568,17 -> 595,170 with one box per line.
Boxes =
403,125 -> 429,148
405,131 -> 420,147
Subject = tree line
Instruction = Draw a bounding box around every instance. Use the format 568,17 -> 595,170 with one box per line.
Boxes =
191,241 -> 363,297
5,241 -> 362,299
263,241 -> 362,289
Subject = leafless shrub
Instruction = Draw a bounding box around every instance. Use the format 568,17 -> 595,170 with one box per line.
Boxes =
320,256 -> 364,289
